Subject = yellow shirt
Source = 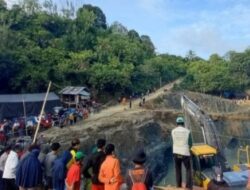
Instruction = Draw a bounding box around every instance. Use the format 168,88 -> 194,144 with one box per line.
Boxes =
67,150 -> 76,169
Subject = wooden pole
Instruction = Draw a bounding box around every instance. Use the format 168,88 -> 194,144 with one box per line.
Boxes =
33,81 -> 52,144
22,97 -> 27,136
159,76 -> 162,88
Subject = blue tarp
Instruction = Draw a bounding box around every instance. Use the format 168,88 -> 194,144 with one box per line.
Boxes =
223,170 -> 249,187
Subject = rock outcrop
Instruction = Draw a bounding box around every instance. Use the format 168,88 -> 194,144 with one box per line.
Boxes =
43,109 -> 179,183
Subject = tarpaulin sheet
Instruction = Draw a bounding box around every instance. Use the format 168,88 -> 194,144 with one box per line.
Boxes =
223,171 -> 248,187
0,93 -> 61,120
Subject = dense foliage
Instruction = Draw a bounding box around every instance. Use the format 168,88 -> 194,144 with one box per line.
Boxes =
180,51 -> 250,95
1,0 -> 249,98
0,0 -> 185,98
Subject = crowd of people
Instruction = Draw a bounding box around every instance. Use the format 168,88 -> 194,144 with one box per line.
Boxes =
0,137 -> 153,190
0,116 -> 249,190
0,116 -> 193,190
0,106 -> 92,146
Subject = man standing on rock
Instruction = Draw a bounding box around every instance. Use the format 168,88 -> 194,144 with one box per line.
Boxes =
171,116 -> 193,190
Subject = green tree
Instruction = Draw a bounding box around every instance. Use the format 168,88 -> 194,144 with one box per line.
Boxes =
82,4 -> 107,29
43,0 -> 57,15
61,0 -> 75,18
89,58 -> 134,95
110,21 -> 128,35
0,0 -> 6,11
209,53 -> 223,63
128,30 -> 140,40
140,35 -> 155,58
20,0 -> 41,15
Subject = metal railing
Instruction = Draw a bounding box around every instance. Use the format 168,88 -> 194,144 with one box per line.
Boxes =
181,95 -> 225,162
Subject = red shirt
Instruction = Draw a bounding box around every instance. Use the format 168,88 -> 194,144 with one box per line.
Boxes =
66,163 -> 81,190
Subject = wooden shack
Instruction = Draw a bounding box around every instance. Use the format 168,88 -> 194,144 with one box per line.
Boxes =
59,86 -> 90,108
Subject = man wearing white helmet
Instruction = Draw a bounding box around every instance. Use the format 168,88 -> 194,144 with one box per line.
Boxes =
171,116 -> 193,190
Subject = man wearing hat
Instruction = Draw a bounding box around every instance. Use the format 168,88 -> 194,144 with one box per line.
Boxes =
126,149 -> 153,190
171,116 -> 193,190
65,151 -> 85,190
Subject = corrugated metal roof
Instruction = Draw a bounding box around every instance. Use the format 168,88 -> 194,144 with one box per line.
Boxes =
79,91 -> 90,96
59,86 -> 90,96
0,92 -> 59,103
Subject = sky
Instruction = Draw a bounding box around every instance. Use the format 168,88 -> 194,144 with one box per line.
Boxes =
7,0 -> 250,59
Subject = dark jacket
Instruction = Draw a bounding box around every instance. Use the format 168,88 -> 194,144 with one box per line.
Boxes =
16,149 -> 43,188
126,167 -> 153,190
44,151 -> 58,177
52,151 -> 72,190
83,150 -> 106,184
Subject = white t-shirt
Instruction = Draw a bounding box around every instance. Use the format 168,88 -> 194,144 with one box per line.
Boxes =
3,150 -> 19,179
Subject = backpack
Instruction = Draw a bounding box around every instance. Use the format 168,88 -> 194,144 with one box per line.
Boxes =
129,169 -> 148,190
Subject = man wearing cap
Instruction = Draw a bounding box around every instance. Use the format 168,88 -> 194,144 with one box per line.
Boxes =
171,116 -> 193,190
126,149 -> 153,190
65,151 -> 85,190
83,139 -> 106,190
44,142 -> 61,190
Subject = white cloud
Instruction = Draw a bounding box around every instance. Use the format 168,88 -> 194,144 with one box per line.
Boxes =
136,0 -> 168,19
161,25 -> 249,59
199,4 -> 250,34
161,25 -> 229,57
156,2 -> 250,58
137,0 -> 165,12
6,0 -> 19,8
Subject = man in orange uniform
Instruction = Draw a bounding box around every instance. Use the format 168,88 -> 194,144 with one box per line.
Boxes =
99,144 -> 123,190
65,151 -> 85,190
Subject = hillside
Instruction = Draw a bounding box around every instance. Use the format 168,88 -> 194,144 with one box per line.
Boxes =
42,80 -> 250,188
2,0 -> 250,99
0,0 -> 185,97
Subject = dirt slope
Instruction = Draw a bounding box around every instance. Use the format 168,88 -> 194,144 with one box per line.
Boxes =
87,79 -> 181,121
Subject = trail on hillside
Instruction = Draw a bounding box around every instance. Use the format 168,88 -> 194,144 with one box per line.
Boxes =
43,79 -> 181,138
86,79 -> 181,122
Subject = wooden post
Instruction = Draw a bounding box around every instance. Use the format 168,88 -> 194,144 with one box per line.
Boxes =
33,81 -> 52,144
159,77 -> 162,88
22,97 -> 28,136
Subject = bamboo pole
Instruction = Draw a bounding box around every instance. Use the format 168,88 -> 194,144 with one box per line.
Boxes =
22,97 -> 27,136
33,81 -> 52,144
